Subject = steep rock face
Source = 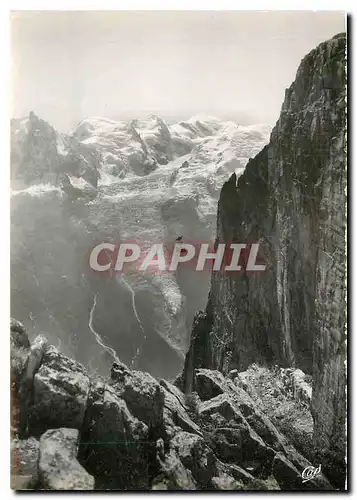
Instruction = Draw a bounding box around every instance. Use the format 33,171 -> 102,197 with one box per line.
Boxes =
183,34 -> 346,486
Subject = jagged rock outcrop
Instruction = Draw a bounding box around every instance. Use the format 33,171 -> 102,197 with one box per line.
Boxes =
11,320 -> 335,491
182,34 -> 346,488
11,111 -> 100,189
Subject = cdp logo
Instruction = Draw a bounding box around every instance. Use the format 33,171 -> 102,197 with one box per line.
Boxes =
301,464 -> 322,483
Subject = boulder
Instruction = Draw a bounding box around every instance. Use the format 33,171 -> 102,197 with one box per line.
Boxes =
153,448 -> 197,490
170,431 -> 216,487
39,428 -> 94,490
114,370 -> 165,428
29,346 -> 90,433
11,437 -> 40,490
79,380 -> 149,489
194,369 -> 225,401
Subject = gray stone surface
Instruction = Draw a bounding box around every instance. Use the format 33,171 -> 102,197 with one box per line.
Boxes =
39,428 -> 94,490
11,437 -> 40,490
29,346 -> 90,433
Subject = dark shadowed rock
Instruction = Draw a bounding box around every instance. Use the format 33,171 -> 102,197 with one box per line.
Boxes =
282,445 -> 333,490
170,431 -> 216,487
160,378 -> 187,408
272,453 -> 302,490
79,379 -> 149,489
272,451 -> 332,491
194,369 -> 225,400
153,448 -> 197,490
210,425 -> 273,471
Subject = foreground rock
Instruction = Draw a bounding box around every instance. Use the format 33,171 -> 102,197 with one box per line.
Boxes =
160,379 -> 202,437
11,437 -> 40,490
79,379 -> 149,490
29,346 -> 90,434
39,428 -> 94,490
152,447 -> 197,490
189,368 -> 333,490
11,319 -> 335,491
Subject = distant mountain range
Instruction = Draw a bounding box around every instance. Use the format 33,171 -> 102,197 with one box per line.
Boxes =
11,111 -> 271,380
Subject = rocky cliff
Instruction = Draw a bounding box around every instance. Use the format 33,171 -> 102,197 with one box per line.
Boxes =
182,33 -> 346,488
11,319 -> 334,491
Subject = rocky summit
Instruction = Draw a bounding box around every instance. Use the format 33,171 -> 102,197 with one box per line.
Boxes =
11,320 -> 334,491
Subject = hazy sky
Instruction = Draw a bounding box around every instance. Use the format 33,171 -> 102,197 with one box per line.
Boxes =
11,11 -> 345,132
